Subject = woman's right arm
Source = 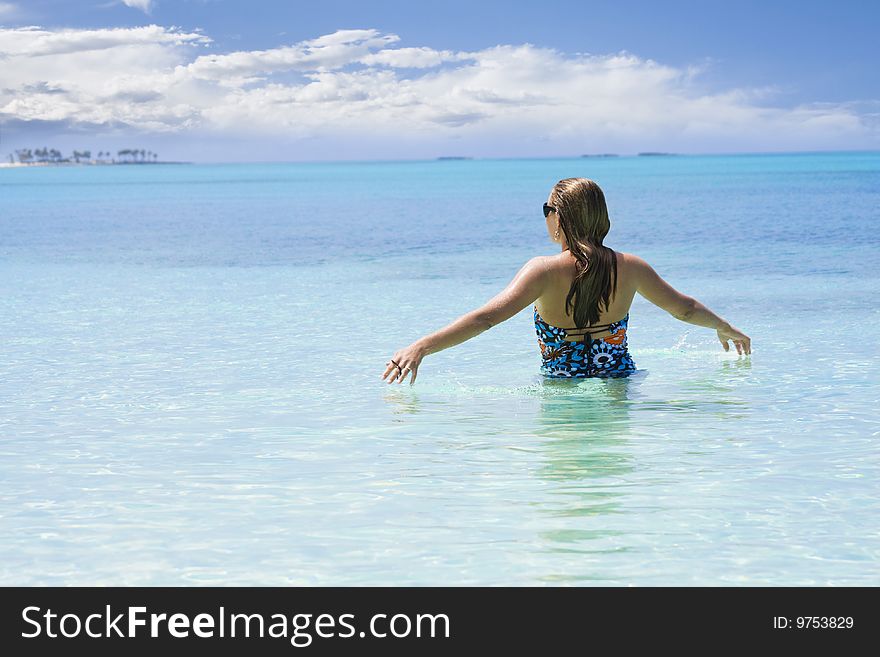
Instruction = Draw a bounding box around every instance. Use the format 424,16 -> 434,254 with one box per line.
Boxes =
630,254 -> 751,355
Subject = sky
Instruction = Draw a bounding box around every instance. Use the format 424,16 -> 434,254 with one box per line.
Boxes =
0,0 -> 877,162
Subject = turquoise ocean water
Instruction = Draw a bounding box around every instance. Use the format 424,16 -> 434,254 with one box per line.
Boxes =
1,152 -> 878,585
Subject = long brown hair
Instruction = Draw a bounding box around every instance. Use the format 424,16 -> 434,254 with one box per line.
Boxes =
549,178 -> 617,328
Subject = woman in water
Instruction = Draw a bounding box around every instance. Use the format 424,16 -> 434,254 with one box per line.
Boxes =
382,177 -> 751,384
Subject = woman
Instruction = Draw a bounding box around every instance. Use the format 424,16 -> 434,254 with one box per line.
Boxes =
382,177 -> 751,384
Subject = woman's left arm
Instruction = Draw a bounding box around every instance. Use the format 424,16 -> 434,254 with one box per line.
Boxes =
382,257 -> 551,384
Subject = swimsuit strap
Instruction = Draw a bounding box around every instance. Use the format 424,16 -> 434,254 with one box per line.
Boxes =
561,322 -> 615,333
534,306 -> 627,339
561,323 -> 617,342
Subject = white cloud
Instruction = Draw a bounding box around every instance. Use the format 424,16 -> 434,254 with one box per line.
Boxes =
183,29 -> 399,83
122,0 -> 155,14
0,24 -> 876,156
359,47 -> 465,69
0,24 -> 208,57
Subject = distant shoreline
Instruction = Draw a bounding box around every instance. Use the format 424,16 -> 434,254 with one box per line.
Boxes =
2,150 -> 876,168
0,161 -> 190,168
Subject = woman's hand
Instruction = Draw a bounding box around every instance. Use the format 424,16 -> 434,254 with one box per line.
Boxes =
716,322 -> 751,355
382,342 -> 428,384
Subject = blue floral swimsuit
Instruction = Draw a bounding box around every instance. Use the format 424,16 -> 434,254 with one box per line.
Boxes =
534,305 -> 637,378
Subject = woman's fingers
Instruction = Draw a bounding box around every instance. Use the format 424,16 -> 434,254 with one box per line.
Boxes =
383,362 -> 418,385
383,345 -> 426,385
721,336 -> 751,355
733,334 -> 752,355
382,342 -> 427,384
382,359 -> 411,384
382,360 -> 401,382
718,327 -> 753,355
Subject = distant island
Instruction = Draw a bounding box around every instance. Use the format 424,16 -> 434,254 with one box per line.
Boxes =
637,152 -> 677,156
436,156 -> 473,160
4,147 -> 187,166
581,153 -> 619,158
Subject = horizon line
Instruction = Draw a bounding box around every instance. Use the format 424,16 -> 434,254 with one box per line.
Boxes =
3,147 -> 879,167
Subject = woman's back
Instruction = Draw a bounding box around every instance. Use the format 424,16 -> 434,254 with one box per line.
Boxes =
534,249 -> 638,340
534,248 -> 639,378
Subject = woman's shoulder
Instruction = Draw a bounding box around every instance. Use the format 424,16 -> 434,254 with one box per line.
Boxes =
608,249 -> 636,261
542,248 -> 628,269
542,248 -> 646,275
612,250 -> 649,271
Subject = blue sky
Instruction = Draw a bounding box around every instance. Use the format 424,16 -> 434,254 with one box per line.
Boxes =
1,0 -> 877,161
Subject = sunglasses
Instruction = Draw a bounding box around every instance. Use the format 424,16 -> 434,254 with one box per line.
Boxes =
542,203 -> 557,218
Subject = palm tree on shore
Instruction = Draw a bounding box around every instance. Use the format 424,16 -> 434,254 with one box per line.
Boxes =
10,146 -> 160,165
